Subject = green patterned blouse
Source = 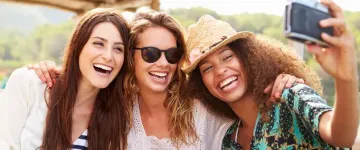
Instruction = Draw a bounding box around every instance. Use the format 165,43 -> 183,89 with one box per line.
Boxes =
222,84 -> 350,150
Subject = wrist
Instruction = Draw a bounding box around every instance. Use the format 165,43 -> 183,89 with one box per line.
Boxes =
334,74 -> 358,88
335,74 -> 358,83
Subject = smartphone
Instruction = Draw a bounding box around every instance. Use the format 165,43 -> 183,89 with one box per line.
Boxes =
284,0 -> 334,47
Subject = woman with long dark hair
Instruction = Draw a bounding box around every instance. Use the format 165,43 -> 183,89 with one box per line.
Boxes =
0,8 -> 131,150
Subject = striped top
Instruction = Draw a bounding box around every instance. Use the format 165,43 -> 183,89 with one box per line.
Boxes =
72,130 -> 88,150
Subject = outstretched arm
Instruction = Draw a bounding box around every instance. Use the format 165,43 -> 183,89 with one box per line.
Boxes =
307,0 -> 359,147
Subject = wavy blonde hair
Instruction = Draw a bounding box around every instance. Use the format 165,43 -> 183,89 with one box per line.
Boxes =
123,11 -> 197,147
187,35 -> 323,120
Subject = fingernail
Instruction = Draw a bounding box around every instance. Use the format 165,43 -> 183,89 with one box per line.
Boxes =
53,79 -> 56,84
48,82 -> 52,87
286,84 -> 291,88
275,92 -> 280,98
41,77 -> 46,82
322,33 -> 330,38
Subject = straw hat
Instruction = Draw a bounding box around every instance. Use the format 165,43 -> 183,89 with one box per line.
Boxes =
181,15 -> 255,74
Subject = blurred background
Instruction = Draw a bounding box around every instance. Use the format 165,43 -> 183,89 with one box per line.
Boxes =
0,0 -> 359,147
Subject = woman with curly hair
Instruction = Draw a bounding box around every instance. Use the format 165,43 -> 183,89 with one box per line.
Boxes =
183,0 -> 358,149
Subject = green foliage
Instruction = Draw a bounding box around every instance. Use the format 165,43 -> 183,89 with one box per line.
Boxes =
0,21 -> 75,70
168,7 -> 220,25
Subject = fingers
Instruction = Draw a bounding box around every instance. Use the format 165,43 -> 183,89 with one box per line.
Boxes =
307,44 -> 324,56
55,66 -> 61,75
271,74 -> 303,98
297,78 -> 305,84
321,0 -> 344,18
264,81 -> 274,94
285,76 -> 297,88
306,44 -> 328,65
27,64 -> 33,70
271,74 -> 289,99
321,33 -> 342,47
39,62 -> 53,87
320,18 -> 345,29
45,61 -> 58,80
319,1 -> 349,49
33,64 -> 47,83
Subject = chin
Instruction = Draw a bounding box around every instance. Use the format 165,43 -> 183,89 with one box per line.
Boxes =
219,93 -> 244,104
222,98 -> 240,104
149,86 -> 168,93
145,80 -> 171,93
92,81 -> 111,89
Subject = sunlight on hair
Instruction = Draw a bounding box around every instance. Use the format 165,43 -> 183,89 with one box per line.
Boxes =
121,11 -> 134,21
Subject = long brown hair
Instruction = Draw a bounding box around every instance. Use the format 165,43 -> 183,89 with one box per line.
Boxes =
187,35 -> 323,120
123,11 -> 197,147
41,8 -> 131,150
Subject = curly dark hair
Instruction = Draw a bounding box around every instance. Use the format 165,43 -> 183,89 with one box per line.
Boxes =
186,35 -> 323,120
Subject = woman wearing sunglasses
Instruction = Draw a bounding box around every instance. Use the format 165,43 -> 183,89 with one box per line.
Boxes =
29,11 -> 305,149
0,8 -> 131,150
184,0 -> 358,149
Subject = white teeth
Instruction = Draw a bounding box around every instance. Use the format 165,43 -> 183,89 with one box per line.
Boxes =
150,72 -> 167,77
220,76 -> 238,89
94,64 -> 112,71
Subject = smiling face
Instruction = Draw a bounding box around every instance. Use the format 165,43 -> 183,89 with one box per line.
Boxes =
133,26 -> 178,93
199,46 -> 248,103
79,22 -> 125,89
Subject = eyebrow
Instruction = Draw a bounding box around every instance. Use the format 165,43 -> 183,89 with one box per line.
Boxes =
93,37 -> 124,45
199,48 -> 230,66
220,48 -> 230,54
199,60 -> 208,67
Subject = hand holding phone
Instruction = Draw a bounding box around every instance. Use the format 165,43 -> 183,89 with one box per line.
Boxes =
284,0 -> 333,47
292,0 -> 357,82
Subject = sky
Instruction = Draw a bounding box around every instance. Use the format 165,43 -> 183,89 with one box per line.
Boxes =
160,0 -> 359,15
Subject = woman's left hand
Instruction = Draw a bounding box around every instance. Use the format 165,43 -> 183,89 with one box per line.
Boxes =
264,74 -> 304,99
307,0 -> 358,81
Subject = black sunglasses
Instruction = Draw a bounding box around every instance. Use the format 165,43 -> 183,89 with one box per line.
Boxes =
134,46 -> 183,64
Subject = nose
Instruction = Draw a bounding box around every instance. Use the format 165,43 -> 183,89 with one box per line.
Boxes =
101,45 -> 113,62
155,52 -> 169,67
215,66 -> 227,77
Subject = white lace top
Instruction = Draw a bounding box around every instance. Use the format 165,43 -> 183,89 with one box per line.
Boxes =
127,97 -> 234,150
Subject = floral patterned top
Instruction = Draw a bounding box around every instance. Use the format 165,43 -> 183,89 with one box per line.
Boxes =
222,84 -> 350,150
